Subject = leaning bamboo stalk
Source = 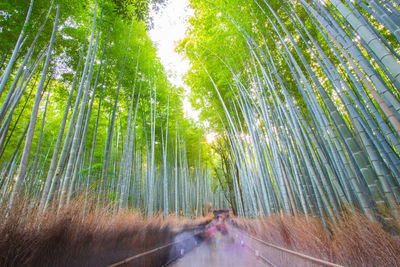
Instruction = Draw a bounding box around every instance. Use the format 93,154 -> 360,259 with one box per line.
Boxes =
0,0 -> 35,97
44,13 -> 93,210
8,4 -> 60,208
59,1 -> 98,208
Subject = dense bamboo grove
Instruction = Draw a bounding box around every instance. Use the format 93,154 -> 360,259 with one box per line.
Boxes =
1,0 -> 400,230
0,0 -> 227,217
180,0 -> 400,224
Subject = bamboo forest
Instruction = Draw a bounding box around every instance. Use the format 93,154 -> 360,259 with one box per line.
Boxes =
0,0 -> 399,266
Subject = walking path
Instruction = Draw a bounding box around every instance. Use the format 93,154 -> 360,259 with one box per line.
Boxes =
170,226 -> 265,267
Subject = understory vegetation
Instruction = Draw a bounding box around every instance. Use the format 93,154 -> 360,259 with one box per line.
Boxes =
0,199 -> 212,266
234,213 -> 400,266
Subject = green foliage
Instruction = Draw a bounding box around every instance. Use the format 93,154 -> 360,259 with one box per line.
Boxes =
0,0 -> 209,176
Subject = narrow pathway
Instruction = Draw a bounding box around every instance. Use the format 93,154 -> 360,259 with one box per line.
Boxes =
170,226 -> 265,267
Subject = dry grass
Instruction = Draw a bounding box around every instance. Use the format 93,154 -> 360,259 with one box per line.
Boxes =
233,213 -> 400,266
0,199 -> 212,267
2,198 -> 399,267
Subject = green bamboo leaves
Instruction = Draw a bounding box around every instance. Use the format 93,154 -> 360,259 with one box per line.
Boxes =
0,0 -> 221,216
182,0 -> 400,222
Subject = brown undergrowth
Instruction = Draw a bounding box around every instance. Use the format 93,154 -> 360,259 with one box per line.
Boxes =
0,199 -> 212,267
2,198 -> 399,267
233,213 -> 400,266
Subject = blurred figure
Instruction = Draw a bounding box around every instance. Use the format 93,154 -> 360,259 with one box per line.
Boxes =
204,211 -> 228,242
